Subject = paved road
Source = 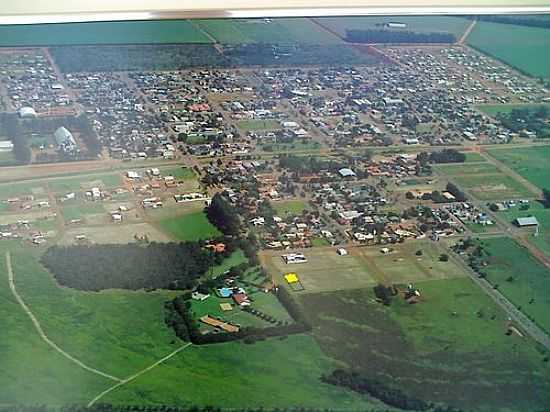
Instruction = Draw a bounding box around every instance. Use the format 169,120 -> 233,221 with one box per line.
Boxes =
447,246 -> 550,349
5,251 -> 122,382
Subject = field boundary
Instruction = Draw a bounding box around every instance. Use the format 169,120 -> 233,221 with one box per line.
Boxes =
87,342 -> 193,407
5,251 -> 122,383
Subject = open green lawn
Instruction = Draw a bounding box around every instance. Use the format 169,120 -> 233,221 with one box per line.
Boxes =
47,172 -> 122,193
61,201 -> 105,221
159,166 -> 196,180
502,201 -> 550,256
463,152 -> 487,163
0,245 -> 373,409
0,20 -> 211,46
452,173 -> 533,201
158,210 -> 221,241
314,16 -> 470,38
195,18 -> 342,45
467,21 -> 550,78
437,162 -> 500,176
0,181 -> 45,199
481,237 -> 550,335
272,199 -> 310,216
487,146 -> 550,191
476,103 -> 550,116
0,151 -> 16,166
237,119 -> 281,131
300,278 -> 550,412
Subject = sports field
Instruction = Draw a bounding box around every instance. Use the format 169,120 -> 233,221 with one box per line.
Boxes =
314,16 -> 470,38
487,146 -> 550,191
0,20 -> 212,46
157,210 -> 221,241
481,237 -> 550,334
0,246 -> 372,408
194,18 -> 342,45
300,277 -> 550,411
467,21 -> 550,78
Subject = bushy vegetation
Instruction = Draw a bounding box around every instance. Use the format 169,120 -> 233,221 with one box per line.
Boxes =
446,182 -> 467,202
0,113 -> 31,164
346,29 -> 455,44
206,193 -> 241,236
51,45 -> 229,72
428,149 -> 466,164
41,242 -> 219,291
496,106 -> 550,138
477,15 -> 550,29
0,406 -> 387,412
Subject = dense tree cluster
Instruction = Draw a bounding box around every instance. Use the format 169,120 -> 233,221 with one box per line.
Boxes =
428,149 -> 466,164
496,106 -> 550,138
166,285 -> 311,345
0,113 -> 31,164
278,154 -> 346,175
477,14 -> 550,29
206,193 -> 242,236
41,242 -> 218,291
446,182 -> 467,202
0,405 -> 395,412
322,370 -> 461,411
346,29 -> 455,44
51,45 -> 230,73
224,44 -> 376,67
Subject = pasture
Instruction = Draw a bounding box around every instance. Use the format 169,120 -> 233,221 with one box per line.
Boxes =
467,21 -> 550,78
157,210 -> 221,241
0,20 -> 211,46
0,246 -> 373,409
194,18 -> 342,45
501,201 -> 550,256
487,146 -> 550,191
480,237 -> 550,335
314,16 -> 471,38
448,170 -> 534,201
300,278 -> 550,412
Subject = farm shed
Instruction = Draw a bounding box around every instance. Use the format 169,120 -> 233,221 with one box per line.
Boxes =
515,216 -> 539,227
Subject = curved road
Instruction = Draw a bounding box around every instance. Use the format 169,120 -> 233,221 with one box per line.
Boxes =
5,251 -> 122,382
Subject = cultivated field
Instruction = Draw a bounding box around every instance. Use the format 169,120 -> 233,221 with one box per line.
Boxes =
300,278 -> 550,411
467,21 -> 550,78
481,237 -> 550,334
487,146 -> 550,191
314,16 -> 471,39
0,20 -> 212,46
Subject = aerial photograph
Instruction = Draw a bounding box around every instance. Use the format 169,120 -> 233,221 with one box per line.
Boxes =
0,12 -> 549,412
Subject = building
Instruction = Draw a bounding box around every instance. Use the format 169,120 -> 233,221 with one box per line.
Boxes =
18,107 -> 37,118
337,248 -> 348,256
515,216 -> 539,227
385,22 -> 407,28
54,127 -> 77,152
282,253 -> 308,264
338,168 -> 356,178
0,141 -> 14,152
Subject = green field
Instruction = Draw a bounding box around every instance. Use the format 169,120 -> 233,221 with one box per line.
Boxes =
314,16 -> 470,38
47,172 -> 122,193
195,18 -> 342,45
159,166 -> 196,180
0,151 -> 16,166
61,201 -> 105,221
437,162 -> 500,176
467,21 -> 550,78
272,199 -> 310,215
0,246 -> 373,409
463,152 -> 486,163
237,119 -> 281,131
488,146 -> 550,191
300,278 -> 550,411
158,210 -> 221,241
261,141 -> 322,154
451,173 -> 533,201
476,103 -> 550,116
0,20 -> 211,46
501,201 -> 550,256
481,237 -> 550,334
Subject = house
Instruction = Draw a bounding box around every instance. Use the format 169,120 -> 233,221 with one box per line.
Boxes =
232,293 -> 250,307
337,248 -> 348,256
515,216 -> 539,227
338,168 -> 356,178
281,253 -> 308,264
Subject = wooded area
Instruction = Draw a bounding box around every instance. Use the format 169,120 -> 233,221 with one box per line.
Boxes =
41,242 -> 219,291
346,29 -> 455,44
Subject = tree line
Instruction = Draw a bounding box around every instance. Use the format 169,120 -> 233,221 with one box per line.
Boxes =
41,242 -> 222,291
0,113 -> 31,164
476,14 -> 550,29
346,29 -> 456,44
496,106 -> 550,138
206,193 -> 242,236
322,370 -> 466,412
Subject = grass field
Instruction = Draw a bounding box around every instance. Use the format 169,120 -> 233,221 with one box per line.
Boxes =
480,237 -> 550,335
463,152 -> 486,162
61,201 -> 105,221
0,151 -> 16,166
476,103 -> 550,116
487,146 -> 550,191
237,119 -> 281,131
157,210 -> 221,241
59,223 -> 172,245
467,21 -> 550,78
0,245 -> 373,409
300,278 -> 550,411
159,166 -> 196,180
195,18 -> 342,45
261,141 -> 323,153
47,172 -> 122,193
314,16 -> 470,38
501,201 -> 550,256
437,162 -> 500,176
272,199 -> 310,216
0,20 -> 211,46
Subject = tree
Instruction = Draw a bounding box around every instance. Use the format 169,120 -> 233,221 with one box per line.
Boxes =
439,254 -> 449,262
543,188 -> 550,207
206,193 -> 241,236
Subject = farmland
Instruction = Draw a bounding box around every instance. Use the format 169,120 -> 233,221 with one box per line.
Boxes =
194,18 -> 342,45
314,16 -> 471,39
467,21 -> 550,78
0,20 -> 212,46
157,210 -> 221,242
487,146 -> 550,191
479,237 -> 550,335
300,278 -> 550,412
